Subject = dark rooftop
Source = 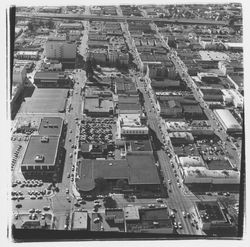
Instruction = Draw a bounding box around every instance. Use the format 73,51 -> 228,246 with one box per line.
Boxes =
196,201 -> 227,223
127,154 -> 160,185
129,140 -> 153,153
22,135 -> 59,166
76,154 -> 160,191
206,159 -> 233,170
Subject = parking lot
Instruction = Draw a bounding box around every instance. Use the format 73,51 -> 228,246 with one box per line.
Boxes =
79,118 -> 116,144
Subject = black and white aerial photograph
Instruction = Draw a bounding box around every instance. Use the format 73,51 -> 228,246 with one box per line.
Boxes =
4,0 -> 248,245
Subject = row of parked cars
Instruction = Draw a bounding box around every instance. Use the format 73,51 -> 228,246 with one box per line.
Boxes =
12,179 -> 44,188
11,145 -> 22,171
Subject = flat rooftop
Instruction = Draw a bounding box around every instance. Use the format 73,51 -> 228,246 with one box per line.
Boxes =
72,211 -> 88,230
199,51 -> 229,61
84,97 -> 113,113
129,140 -> 153,152
196,201 -> 227,223
22,135 -> 59,166
206,159 -> 233,170
76,154 -> 160,191
38,117 -> 63,136
19,89 -> 68,114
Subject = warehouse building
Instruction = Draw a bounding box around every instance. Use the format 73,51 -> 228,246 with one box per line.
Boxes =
214,109 -> 242,133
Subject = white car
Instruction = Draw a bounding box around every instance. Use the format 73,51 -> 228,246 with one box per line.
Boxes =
93,217 -> 100,223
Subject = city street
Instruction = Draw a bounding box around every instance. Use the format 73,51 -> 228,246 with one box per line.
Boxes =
136,75 -> 204,235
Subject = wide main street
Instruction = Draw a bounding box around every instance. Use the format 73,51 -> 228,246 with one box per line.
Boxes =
136,76 -> 204,235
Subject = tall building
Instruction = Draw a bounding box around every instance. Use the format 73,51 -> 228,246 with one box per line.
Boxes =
45,36 -> 77,60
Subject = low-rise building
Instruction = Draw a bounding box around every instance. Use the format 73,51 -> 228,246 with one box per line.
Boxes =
76,154 -> 161,193
33,71 -> 71,88
69,30 -> 81,41
196,201 -> 235,232
169,132 -> 194,144
15,51 -> 39,60
72,211 -> 89,230
59,22 -> 83,30
84,96 -> 114,117
214,109 -> 242,133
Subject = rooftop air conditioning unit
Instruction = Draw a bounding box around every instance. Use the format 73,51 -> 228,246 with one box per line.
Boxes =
35,154 -> 44,162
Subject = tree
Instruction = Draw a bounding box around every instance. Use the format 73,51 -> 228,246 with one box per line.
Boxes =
116,179 -> 127,189
95,177 -> 107,192
103,196 -> 117,208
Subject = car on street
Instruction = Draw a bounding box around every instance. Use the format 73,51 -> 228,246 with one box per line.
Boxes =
173,222 -> 178,229
178,222 -> 182,229
43,206 -> 50,211
182,211 -> 186,218
66,188 -> 69,194
69,153 -> 73,158
156,198 -> 163,203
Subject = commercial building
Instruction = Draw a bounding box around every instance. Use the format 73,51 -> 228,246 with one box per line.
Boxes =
76,154 -> 161,193
169,132 -> 194,144
13,64 -> 27,84
126,207 -> 173,234
39,6 -> 61,13
68,30 -> 81,41
224,42 -> 243,52
15,51 -> 39,60
33,72 -> 71,88
182,104 -> 204,119
21,117 -> 64,180
221,89 -> 243,108
159,100 -> 183,118
45,36 -> 77,60
214,109 -> 242,133
151,79 -> 180,89
196,201 -> 235,232
127,140 -> 153,154
218,61 -> 243,76
115,78 -> 137,95
118,114 -> 148,137
84,96 -> 114,117
59,22 -> 83,30
21,135 -> 61,176
72,211 -> 89,230
117,95 -> 142,115
19,88 -> 68,114
199,88 -> 224,102
180,161 -> 240,188
38,117 -> 64,136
